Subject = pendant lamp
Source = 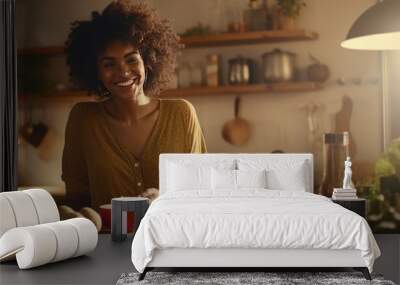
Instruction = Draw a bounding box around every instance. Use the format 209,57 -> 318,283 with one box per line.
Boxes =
341,0 -> 400,50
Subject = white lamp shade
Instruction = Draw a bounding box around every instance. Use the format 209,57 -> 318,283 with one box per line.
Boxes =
341,0 -> 400,50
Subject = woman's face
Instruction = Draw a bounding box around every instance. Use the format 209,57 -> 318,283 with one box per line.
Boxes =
97,41 -> 145,100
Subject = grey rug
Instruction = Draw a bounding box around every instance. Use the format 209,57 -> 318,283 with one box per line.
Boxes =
116,272 -> 396,285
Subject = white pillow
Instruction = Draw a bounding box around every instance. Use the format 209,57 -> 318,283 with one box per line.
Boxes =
237,159 -> 309,191
211,169 -> 268,190
266,163 -> 307,191
167,163 -> 211,191
237,169 -> 267,188
211,168 -> 236,190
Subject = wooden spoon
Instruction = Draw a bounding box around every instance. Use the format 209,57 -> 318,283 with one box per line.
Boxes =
222,96 -> 251,146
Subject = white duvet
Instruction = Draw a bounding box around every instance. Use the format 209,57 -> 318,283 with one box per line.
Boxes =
131,190 -> 380,273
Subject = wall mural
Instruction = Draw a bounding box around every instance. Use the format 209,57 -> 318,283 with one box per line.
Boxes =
15,0 -> 399,234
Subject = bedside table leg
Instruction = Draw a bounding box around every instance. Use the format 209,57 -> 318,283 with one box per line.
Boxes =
354,267 -> 371,280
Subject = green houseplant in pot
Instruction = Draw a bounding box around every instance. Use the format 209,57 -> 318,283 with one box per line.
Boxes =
276,0 -> 306,30
373,138 -> 400,231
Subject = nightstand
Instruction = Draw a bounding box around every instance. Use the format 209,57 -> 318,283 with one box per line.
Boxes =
111,197 -> 149,242
331,198 -> 366,218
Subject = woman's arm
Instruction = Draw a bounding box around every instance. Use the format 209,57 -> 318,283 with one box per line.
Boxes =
61,103 -> 91,209
182,101 -> 207,153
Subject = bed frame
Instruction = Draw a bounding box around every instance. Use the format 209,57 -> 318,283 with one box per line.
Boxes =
140,248 -> 370,280
138,154 -> 372,281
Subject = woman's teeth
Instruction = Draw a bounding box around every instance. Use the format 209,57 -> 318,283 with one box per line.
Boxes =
116,79 -> 135,87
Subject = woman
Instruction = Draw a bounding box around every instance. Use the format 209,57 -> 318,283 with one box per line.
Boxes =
62,1 -> 207,211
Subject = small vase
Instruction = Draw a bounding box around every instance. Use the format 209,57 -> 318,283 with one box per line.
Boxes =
279,14 -> 296,30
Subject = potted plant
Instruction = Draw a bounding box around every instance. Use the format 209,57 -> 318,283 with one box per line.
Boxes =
276,0 -> 306,30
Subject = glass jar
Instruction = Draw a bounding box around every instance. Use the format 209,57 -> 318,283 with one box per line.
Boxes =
177,62 -> 191,88
190,62 -> 203,87
319,132 -> 350,197
206,54 -> 220,87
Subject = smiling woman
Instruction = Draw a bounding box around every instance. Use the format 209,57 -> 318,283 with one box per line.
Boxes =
97,43 -> 146,101
61,0 -> 207,212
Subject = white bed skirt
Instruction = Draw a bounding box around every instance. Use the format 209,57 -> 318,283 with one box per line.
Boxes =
148,248 -> 366,268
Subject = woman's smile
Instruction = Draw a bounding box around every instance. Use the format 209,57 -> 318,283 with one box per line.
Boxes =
115,78 -> 135,87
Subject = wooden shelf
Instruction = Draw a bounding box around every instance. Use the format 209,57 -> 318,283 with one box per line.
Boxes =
18,82 -> 322,101
17,30 -> 318,56
18,91 -> 96,101
18,46 -> 65,56
181,29 -> 318,48
162,82 -> 322,97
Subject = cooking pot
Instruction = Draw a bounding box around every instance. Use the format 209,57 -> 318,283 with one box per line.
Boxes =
262,49 -> 296,82
228,56 -> 255,85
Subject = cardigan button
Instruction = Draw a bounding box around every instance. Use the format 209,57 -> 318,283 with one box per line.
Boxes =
137,182 -> 142,187
134,162 -> 139,167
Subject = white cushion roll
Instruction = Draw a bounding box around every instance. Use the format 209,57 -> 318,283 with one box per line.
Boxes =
0,192 -> 39,227
0,196 -> 17,237
0,219 -> 97,269
23,189 -> 60,223
42,221 -> 79,262
65,218 -> 98,257
0,226 -> 57,269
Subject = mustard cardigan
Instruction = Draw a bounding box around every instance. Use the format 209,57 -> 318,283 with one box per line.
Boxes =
61,99 -> 207,210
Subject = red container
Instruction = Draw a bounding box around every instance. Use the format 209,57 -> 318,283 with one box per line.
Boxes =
99,204 -> 135,233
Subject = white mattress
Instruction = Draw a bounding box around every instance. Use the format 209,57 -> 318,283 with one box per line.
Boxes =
131,190 -> 380,273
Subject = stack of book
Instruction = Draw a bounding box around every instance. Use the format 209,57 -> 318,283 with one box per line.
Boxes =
332,188 -> 358,200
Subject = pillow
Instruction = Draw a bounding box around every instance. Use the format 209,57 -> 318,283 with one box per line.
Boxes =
167,163 -> 211,191
236,169 -> 267,188
211,169 -> 268,190
237,159 -> 309,191
211,168 -> 236,190
266,163 -> 307,191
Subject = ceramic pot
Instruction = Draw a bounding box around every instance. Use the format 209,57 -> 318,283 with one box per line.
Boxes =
279,14 -> 296,30
262,48 -> 296,82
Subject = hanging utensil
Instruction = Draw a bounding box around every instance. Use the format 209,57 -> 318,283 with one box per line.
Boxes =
222,96 -> 251,146
20,102 -> 48,148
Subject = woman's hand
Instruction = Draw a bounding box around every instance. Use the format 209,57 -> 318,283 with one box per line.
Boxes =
58,205 -> 102,232
142,188 -> 159,202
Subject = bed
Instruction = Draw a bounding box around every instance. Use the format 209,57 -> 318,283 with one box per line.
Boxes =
131,154 -> 380,280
